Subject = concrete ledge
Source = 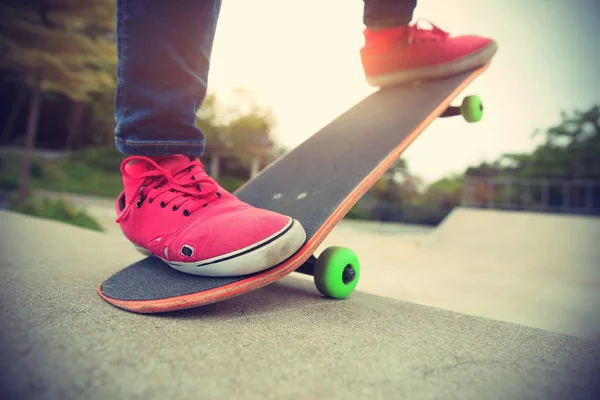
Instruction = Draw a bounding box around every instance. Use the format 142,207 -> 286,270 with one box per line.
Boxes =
1,211 -> 599,399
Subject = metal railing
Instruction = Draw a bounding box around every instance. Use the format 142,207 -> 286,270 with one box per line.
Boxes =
460,177 -> 600,216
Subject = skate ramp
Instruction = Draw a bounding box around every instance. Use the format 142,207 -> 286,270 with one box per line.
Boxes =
388,207 -> 600,339
1,210 -> 599,399
423,207 -> 600,265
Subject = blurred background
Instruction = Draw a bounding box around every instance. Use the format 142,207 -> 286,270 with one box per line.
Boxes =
0,1 -> 599,338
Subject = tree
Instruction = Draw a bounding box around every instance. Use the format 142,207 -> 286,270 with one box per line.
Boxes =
196,93 -> 228,157
501,105 -> 600,180
369,158 -> 424,221
461,105 -> 600,209
373,158 -> 423,201
223,111 -> 277,167
0,0 -> 116,201
464,160 -> 503,178
82,89 -> 117,147
195,90 -> 282,177
0,72 -> 27,145
419,175 -> 463,210
220,88 -> 279,168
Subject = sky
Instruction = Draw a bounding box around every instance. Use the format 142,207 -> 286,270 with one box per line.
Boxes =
205,0 -> 600,183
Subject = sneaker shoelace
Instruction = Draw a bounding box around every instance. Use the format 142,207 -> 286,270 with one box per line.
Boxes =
406,19 -> 449,44
116,156 -> 220,222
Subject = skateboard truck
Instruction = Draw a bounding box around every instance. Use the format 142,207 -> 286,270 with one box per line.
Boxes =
440,95 -> 483,122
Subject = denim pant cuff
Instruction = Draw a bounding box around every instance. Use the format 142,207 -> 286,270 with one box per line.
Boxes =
363,16 -> 414,28
115,137 -> 205,157
363,0 -> 416,28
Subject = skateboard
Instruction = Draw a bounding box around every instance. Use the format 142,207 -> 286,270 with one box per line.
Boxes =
98,63 -> 490,313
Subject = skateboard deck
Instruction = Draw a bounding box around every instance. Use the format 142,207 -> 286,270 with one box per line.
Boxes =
98,63 -> 490,313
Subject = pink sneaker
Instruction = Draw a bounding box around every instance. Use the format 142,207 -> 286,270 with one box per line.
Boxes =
360,19 -> 498,87
114,155 -> 306,277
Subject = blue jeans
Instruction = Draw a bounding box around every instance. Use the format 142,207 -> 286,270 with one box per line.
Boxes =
114,0 -> 417,157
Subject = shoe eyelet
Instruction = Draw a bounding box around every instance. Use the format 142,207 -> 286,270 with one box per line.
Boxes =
136,195 -> 145,208
182,209 -> 191,216
181,245 -> 194,257
148,198 -> 154,204
160,201 -> 166,208
172,205 -> 179,211
202,204 -> 207,208
217,192 -> 221,198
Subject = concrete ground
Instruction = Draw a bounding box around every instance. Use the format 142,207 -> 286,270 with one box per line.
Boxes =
25,192 -> 600,339
1,202 -> 599,399
317,209 -> 600,341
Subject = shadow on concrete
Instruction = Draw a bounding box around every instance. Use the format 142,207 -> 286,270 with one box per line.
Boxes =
136,277 -> 330,321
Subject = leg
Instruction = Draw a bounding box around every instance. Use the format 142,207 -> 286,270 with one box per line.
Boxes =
114,0 -> 221,157
112,0 -> 306,277
360,0 -> 498,87
363,0 -> 417,29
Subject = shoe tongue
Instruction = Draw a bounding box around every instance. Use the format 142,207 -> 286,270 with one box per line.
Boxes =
124,155 -> 190,175
151,155 -> 191,171
122,155 -> 192,196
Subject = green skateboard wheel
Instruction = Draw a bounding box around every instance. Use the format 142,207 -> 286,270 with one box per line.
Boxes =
313,246 -> 360,299
460,95 -> 483,123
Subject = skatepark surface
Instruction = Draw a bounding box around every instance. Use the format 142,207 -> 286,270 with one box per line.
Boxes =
1,206 -> 600,399
319,208 -> 600,340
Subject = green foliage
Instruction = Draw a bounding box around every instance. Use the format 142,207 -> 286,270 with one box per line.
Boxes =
0,149 -> 248,198
0,154 -> 43,191
467,105 -> 600,180
345,204 -> 373,221
370,158 -> 422,206
31,159 -> 124,197
349,104 -> 600,223
10,194 -> 103,231
462,105 -> 600,211
1,0 -> 118,203
427,175 -> 463,192
217,176 -> 246,193
0,1 -> 116,101
0,152 -> 123,197
69,146 -> 125,173
87,92 -> 116,146
196,90 -> 282,171
344,201 -> 450,226
417,175 -> 463,209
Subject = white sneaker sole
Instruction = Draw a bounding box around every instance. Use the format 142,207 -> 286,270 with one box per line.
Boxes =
133,217 -> 307,277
